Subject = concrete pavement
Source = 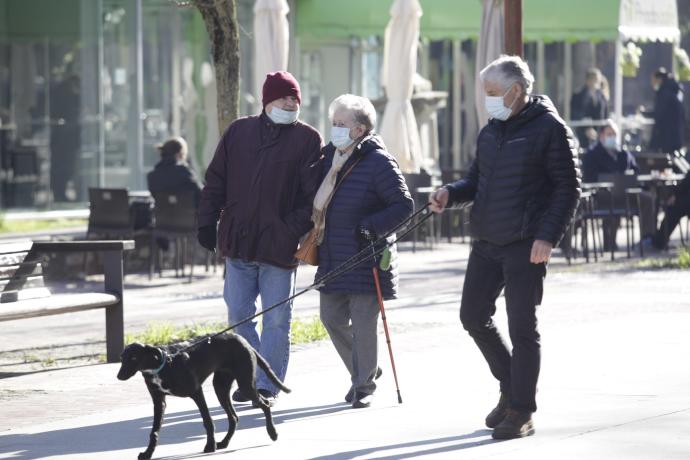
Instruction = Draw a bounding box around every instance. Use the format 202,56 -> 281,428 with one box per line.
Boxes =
1,242 -> 690,459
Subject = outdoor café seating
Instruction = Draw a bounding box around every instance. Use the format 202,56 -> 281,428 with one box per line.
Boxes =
86,188 -> 214,280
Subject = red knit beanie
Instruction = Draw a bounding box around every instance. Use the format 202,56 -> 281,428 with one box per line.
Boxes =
262,71 -> 301,107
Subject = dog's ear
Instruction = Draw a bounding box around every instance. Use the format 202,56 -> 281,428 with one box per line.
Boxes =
144,345 -> 160,358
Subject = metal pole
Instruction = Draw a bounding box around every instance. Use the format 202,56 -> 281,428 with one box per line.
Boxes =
564,41 -> 572,121
536,40 -> 545,93
127,0 -> 144,190
614,38 -> 623,143
504,0 -> 523,57
452,39 -> 462,170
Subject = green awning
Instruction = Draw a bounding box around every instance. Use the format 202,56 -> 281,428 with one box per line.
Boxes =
295,0 -> 679,43
523,0 -> 619,43
295,0 -> 481,42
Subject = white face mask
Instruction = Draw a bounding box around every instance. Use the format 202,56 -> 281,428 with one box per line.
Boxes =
485,86 -> 517,121
268,106 -> 299,124
330,126 -> 354,150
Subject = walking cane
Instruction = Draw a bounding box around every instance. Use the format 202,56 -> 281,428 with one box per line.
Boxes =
371,246 -> 403,404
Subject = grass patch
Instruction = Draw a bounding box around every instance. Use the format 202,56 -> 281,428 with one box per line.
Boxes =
636,246 -> 690,270
290,316 -> 329,345
126,316 -> 329,347
0,218 -> 87,234
126,322 -> 226,346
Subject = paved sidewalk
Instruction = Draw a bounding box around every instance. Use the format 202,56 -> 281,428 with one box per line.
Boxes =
1,243 -> 689,459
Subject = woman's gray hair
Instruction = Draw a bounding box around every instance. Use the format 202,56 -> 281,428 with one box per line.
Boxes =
479,55 -> 535,94
328,94 -> 377,132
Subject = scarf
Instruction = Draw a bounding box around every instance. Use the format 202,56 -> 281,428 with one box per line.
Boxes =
311,150 -> 352,244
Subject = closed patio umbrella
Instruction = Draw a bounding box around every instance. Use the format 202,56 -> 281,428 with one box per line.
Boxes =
253,0 -> 290,106
379,0 -> 423,174
475,0 -> 504,128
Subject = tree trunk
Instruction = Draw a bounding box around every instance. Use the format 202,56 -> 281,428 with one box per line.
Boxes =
193,0 -> 240,131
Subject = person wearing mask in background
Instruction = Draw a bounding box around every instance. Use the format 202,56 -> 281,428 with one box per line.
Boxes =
429,55 -> 580,440
643,67 -> 685,154
197,71 -> 323,407
314,94 -> 413,409
570,68 -> 609,151
581,120 -> 656,250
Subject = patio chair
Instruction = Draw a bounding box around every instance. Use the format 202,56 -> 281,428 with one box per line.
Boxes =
150,190 -> 207,282
86,187 -> 153,274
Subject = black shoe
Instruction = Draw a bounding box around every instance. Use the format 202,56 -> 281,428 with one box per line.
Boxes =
352,392 -> 374,409
345,367 -> 383,403
252,389 -> 277,408
492,409 -> 535,439
485,392 -> 509,428
232,389 -> 251,403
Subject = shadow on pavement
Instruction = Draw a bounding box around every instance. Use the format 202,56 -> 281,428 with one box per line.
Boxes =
0,402 -> 349,459
305,430 -> 495,460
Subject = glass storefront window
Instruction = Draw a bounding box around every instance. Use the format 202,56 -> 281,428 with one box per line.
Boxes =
0,0 -> 216,211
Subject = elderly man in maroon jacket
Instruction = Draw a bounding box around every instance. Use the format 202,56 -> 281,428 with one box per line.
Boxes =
197,71 -> 323,406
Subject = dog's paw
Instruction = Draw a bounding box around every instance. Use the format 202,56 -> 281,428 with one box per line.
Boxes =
138,451 -> 152,460
203,443 -> 216,454
268,428 -> 278,441
216,439 -> 229,449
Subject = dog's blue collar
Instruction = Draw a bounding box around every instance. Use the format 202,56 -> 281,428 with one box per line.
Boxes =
151,349 -> 167,375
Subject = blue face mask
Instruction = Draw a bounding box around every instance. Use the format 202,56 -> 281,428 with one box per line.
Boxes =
268,106 -> 299,124
602,135 -> 619,150
485,86 -> 517,121
330,126 -> 354,150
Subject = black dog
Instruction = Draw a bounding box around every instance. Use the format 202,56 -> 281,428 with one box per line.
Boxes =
117,333 -> 290,460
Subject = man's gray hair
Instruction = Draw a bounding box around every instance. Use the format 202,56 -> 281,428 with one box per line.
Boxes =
479,55 -> 535,94
328,94 -> 377,132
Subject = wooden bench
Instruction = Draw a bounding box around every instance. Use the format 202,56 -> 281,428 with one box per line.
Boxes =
0,240 -> 135,363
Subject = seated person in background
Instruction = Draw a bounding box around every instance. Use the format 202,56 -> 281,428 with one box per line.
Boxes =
581,120 -> 656,250
643,173 -> 690,250
147,136 -> 203,203
147,137 -> 203,250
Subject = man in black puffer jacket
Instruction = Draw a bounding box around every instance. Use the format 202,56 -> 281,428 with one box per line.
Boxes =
430,55 -> 580,440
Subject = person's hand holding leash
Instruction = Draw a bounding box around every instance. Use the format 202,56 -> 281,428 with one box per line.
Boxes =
356,225 -> 376,249
530,240 -> 552,264
429,187 -> 449,213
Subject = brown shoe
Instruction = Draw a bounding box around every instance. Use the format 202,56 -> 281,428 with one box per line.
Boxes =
485,392 -> 509,428
491,409 -> 535,440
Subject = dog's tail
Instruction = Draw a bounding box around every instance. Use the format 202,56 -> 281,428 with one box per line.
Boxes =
254,350 -> 291,393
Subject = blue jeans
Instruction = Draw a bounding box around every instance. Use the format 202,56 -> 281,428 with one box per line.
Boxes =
224,258 -> 296,394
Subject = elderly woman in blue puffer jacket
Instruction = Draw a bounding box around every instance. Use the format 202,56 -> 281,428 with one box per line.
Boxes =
311,94 -> 413,409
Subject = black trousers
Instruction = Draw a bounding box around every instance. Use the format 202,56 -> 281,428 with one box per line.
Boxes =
653,195 -> 690,249
460,239 -> 546,413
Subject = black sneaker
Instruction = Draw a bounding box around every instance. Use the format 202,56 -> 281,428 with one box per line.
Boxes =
232,389 -> 251,403
345,367 -> 383,403
352,392 -> 374,409
253,389 -> 278,408
485,392 -> 509,428
492,409 -> 535,439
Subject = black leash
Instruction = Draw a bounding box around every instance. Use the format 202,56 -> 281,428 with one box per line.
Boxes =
176,204 -> 433,353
